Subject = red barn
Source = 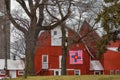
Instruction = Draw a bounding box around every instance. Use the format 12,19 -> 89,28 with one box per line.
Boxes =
80,21 -> 120,75
34,21 -> 104,76
80,21 -> 104,75
103,40 -> 120,75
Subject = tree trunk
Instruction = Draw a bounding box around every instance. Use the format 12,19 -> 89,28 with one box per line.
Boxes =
61,24 -> 68,75
24,30 -> 37,78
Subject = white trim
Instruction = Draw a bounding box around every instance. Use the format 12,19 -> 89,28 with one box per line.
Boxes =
9,70 -> 17,78
49,69 -> 74,71
115,69 -> 120,75
94,71 -> 101,75
42,55 -> 48,63
54,69 -> 61,76
110,70 -> 114,75
74,69 -> 80,75
107,47 -> 119,52
59,55 -> 62,68
0,70 -> 6,75
67,69 -> 75,71
18,70 -> 24,75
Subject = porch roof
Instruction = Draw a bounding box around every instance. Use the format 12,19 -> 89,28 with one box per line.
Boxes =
0,59 -> 24,70
90,60 -> 104,71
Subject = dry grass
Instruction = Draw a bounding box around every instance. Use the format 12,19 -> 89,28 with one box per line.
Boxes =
4,75 -> 120,80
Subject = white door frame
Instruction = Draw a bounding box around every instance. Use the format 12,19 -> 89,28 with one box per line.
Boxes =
54,69 -> 61,76
9,70 -> 17,78
59,55 -> 62,68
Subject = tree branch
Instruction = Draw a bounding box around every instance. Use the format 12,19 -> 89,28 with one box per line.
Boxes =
5,0 -> 27,34
45,5 -> 59,21
16,0 -> 32,18
41,1 -> 71,30
56,0 -> 64,18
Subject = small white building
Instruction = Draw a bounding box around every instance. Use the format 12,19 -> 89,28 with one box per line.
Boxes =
0,59 -> 24,79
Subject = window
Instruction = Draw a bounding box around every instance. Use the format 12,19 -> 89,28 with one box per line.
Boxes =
94,71 -> 100,75
115,69 -> 120,75
18,70 -> 24,75
53,31 -> 57,35
74,70 -> 80,75
55,71 -> 59,75
42,55 -> 48,69
0,70 -> 6,75
54,70 -> 61,76
43,55 -> 47,62
110,70 -> 114,75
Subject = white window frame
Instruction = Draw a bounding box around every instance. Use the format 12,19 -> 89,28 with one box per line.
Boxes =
59,55 -> 62,68
115,69 -> 120,75
110,70 -> 114,75
42,55 -> 48,69
18,70 -> 24,75
54,69 -> 61,76
94,71 -> 101,75
74,70 -> 80,75
0,70 -> 6,75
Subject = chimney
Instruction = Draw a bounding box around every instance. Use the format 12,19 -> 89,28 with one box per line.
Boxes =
13,55 -> 16,60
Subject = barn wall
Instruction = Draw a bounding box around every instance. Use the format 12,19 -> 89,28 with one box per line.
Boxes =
103,40 -> 120,75
103,51 -> 120,75
35,43 -> 91,75
34,26 -> 91,76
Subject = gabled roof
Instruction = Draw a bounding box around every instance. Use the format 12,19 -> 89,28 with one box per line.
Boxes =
80,21 -> 100,57
0,59 -> 24,70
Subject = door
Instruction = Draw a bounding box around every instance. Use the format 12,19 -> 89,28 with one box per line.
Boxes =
54,70 -> 61,76
94,71 -> 101,75
9,70 -> 16,78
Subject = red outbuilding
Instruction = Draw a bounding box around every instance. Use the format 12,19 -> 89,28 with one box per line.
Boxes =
103,40 -> 120,75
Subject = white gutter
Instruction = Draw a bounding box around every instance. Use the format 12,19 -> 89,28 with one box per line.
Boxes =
107,47 -> 119,52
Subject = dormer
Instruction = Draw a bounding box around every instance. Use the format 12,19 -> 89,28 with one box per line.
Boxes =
51,26 -> 68,46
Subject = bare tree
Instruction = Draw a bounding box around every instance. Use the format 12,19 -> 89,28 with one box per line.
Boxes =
10,39 -> 25,60
5,0 -> 71,78
60,0 -> 103,75
4,0 -> 103,77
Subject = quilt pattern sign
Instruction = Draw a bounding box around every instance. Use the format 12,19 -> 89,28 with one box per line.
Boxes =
69,50 -> 83,64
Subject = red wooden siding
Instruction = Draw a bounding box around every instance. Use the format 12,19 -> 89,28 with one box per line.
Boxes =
34,27 -> 91,75
103,40 -> 120,75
